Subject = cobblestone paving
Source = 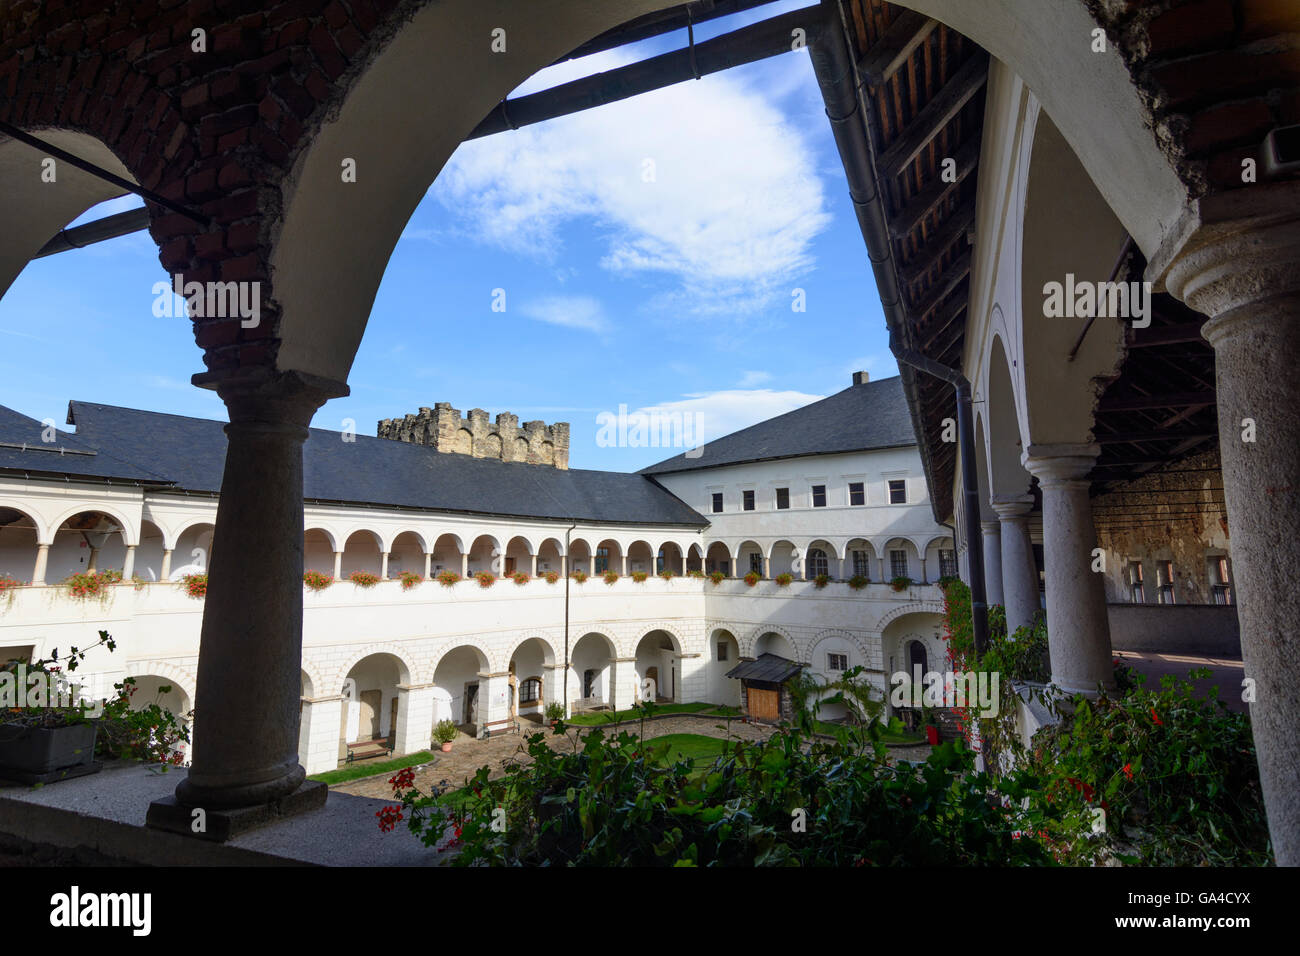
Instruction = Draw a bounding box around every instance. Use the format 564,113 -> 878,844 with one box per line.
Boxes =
336,716 -> 931,801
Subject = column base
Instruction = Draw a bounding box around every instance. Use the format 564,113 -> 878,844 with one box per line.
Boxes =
146,778 -> 327,843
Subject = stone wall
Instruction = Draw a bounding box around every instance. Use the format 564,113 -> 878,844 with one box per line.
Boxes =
377,403 -> 570,469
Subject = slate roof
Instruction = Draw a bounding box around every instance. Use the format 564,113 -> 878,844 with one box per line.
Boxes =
49,401 -> 707,527
0,404 -> 172,484
639,375 -> 916,475
725,653 -> 804,684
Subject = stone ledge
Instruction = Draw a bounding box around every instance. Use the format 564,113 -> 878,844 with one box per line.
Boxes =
0,762 -> 439,866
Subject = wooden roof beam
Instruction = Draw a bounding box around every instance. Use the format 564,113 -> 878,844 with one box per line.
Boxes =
891,136 -> 981,239
907,248 -> 971,320
876,52 -> 989,180
1097,390 -> 1217,412
900,202 -> 977,285
858,9 -> 938,88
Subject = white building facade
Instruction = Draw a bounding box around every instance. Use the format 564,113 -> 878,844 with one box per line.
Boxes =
0,375 -> 952,773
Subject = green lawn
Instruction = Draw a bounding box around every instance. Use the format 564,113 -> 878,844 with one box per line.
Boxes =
813,720 -> 926,745
308,750 -> 436,786
563,701 -> 730,726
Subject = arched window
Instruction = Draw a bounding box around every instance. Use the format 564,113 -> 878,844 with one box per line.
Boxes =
808,548 -> 828,577
520,677 -> 541,704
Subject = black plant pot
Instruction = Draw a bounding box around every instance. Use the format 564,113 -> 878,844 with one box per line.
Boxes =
0,720 -> 100,784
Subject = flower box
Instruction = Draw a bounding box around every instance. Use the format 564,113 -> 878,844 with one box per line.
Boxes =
0,721 -> 100,784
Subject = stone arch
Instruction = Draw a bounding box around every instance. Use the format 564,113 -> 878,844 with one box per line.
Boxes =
299,659 -> 328,700
124,660 -> 197,712
875,601 -> 947,633
744,624 -> 801,661
985,330 -> 1033,498
303,525 -> 340,553
383,528 -> 429,554
335,644 -> 415,688
808,627 -> 872,664
48,504 -> 138,548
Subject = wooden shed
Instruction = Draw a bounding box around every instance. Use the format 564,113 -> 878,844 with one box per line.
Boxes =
725,653 -> 803,723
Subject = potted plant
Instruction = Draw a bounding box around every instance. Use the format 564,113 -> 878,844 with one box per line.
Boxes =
775,572 -> 794,587
921,703 -> 940,745
436,569 -> 461,587
743,570 -> 761,586
571,570 -> 588,583
181,572 -> 207,598
890,575 -> 913,592
544,702 -> 565,727
603,570 -> 620,585
398,571 -> 423,591
475,571 -> 496,588
847,574 -> 870,590
813,573 -> 831,589
631,570 -> 647,583
349,570 -> 380,588
686,569 -> 705,579
0,630 -> 116,784
708,570 -> 726,585
303,569 -> 333,591
658,569 -> 675,582
512,571 -> 531,585
434,719 -> 458,752
543,570 -> 560,584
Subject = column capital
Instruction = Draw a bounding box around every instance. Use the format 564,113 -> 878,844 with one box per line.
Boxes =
1021,443 -> 1098,485
1148,182 -> 1300,336
990,495 -> 1035,519
196,367 -> 349,429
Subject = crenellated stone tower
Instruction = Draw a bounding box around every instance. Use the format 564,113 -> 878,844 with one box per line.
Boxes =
377,403 -> 570,469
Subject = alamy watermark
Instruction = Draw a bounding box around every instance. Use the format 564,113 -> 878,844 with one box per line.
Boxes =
152,273 -> 260,328
1042,273 -> 1151,328
0,663 -> 104,718
596,404 -> 705,458
889,665 -> 1000,718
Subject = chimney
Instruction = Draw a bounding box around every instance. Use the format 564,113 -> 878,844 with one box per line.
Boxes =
852,370 -> 870,386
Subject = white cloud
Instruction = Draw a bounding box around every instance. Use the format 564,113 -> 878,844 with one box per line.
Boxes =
432,49 -> 830,315
617,387 -> 823,448
519,294 -> 609,334
736,370 -> 772,388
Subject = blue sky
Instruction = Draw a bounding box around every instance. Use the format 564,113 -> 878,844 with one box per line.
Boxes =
0,1 -> 895,473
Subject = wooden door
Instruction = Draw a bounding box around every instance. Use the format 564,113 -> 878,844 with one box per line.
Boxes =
465,683 -> 479,726
749,686 -> 779,722
359,689 -> 382,739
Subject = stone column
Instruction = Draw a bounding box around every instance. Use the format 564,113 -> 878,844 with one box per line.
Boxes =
992,496 -> 1039,635
619,553 -> 628,577
297,695 -> 344,776
423,552 -> 432,579
542,663 -> 560,709
31,543 -> 49,586
477,671 -> 511,736
393,684 -> 435,754
1022,445 -> 1113,697
1153,189 -> 1300,865
878,555 -> 887,582
332,550 -> 342,580
160,549 -> 173,581
122,544 -> 136,580
609,657 -> 639,711
918,556 -> 927,584
86,547 -> 99,572
460,553 -> 468,579
762,554 -> 770,578
380,552 -> 389,579
171,370 -> 342,811
981,520 -> 1003,606
530,554 -> 537,577
679,552 -> 686,576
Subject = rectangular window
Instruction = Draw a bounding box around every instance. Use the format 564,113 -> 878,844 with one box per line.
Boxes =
1127,561 -> 1145,604
749,552 -> 763,574
1156,560 -> 1175,605
811,484 -> 826,508
939,549 -> 957,578
890,550 -> 909,579
849,482 -> 865,506
742,489 -> 755,511
775,487 -> 790,510
888,479 -> 907,504
852,550 -> 869,577
717,643 -> 728,662
711,492 -> 723,514
827,653 -> 848,672
1211,557 -> 1232,605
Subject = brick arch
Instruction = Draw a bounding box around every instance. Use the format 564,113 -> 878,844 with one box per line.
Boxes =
428,640 -> 492,685
503,633 -> 559,670
124,660 -> 197,709
631,623 -> 684,656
